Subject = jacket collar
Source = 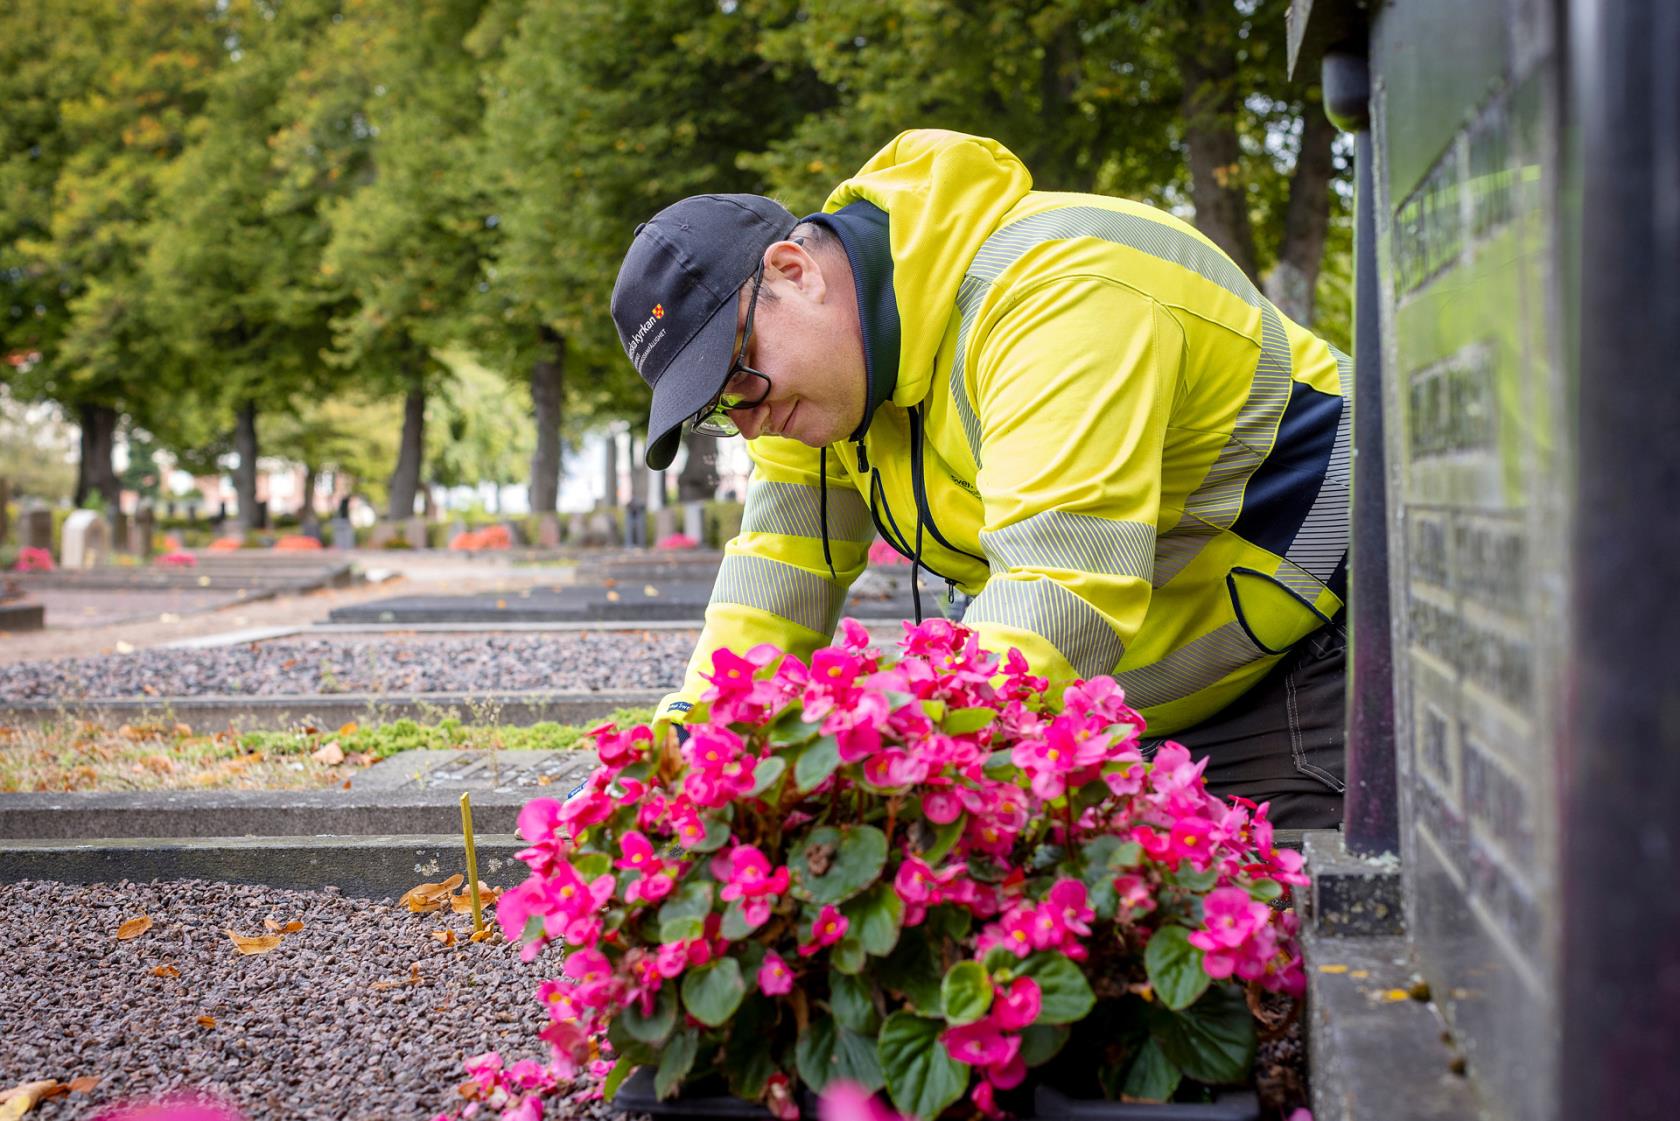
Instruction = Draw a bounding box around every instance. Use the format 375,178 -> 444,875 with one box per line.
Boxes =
804,201 -> 899,442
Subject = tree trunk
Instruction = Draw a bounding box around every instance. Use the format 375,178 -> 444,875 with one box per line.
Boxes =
1264,100 -> 1339,325
676,431 -> 720,502
529,326 -> 565,513
1178,1 -> 1259,281
301,464 -> 320,533
387,383 -> 426,521
75,403 -> 121,510
234,400 -> 259,531
601,429 -> 620,508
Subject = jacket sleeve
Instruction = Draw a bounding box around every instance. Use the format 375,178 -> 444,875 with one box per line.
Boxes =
655,435 -> 874,723
962,276 -> 1183,683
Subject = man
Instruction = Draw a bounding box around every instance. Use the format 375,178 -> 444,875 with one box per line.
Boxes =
611,130 -> 1349,828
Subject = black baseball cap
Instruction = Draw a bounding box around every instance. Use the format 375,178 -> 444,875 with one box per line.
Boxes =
611,194 -> 799,470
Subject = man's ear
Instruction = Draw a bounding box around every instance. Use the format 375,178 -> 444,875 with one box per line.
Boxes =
764,239 -> 826,301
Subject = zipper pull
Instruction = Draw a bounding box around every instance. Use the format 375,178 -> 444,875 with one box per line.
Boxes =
856,442 -> 869,473
946,580 -> 957,606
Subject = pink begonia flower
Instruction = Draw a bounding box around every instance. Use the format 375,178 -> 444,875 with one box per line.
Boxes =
720,845 -> 791,901
627,867 -> 676,905
922,789 -> 963,825
1048,879 -> 1095,938
970,1079 -> 1002,1119
503,1095 -> 543,1121
991,976 -> 1042,1031
941,1020 -> 1021,1067
535,978 -> 583,1022
766,1075 -> 801,1121
507,1058 -> 555,1092
987,1051 -> 1028,1090
819,1081 -> 907,1121
862,748 -> 924,788
615,831 -> 663,874
759,951 -> 795,996
1191,887 -> 1273,949
516,799 -> 564,846
739,894 -> 774,928
540,1019 -> 591,1080
1113,874 -> 1157,917
655,941 -> 689,978
1169,815 -> 1218,870
1286,1111 -> 1314,1121
798,905 -> 849,956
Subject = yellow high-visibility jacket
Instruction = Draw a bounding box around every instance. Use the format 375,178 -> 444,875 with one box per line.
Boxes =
658,130 -> 1349,736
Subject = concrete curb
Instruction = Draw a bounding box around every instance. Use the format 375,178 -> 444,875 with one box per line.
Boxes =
0,688 -> 667,730
0,834 -> 530,899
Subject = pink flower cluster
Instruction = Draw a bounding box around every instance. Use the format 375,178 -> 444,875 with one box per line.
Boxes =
440,617 -> 1309,1121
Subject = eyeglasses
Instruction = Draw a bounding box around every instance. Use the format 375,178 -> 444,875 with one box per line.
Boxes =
690,261 -> 772,438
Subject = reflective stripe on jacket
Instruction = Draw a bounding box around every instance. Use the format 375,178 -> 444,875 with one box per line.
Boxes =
658,130 -> 1348,736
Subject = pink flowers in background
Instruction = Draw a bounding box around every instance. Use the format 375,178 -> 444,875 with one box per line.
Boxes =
12,546 -> 53,572
155,551 -> 197,567
657,532 -> 699,550
430,617 -> 1311,1121
867,538 -> 912,566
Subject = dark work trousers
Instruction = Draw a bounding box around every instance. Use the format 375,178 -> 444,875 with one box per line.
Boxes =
1142,620 -> 1347,830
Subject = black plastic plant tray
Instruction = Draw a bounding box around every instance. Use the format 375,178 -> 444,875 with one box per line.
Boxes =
612,1069 -> 1261,1121
1033,1085 -> 1261,1121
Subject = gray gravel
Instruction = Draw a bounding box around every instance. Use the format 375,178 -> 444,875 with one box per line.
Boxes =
0,632 -> 699,703
0,878 -> 611,1121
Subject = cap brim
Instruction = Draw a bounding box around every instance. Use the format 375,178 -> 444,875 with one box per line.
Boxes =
644,295 -> 738,471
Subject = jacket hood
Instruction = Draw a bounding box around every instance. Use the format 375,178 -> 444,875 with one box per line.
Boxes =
822,130 -> 1034,411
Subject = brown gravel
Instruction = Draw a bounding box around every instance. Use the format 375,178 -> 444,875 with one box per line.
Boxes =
0,878 -> 594,1121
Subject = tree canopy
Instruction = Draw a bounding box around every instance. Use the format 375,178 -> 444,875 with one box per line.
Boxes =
1,0 -> 1350,511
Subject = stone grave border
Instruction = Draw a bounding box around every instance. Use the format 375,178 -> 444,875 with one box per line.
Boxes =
0,688 -> 668,730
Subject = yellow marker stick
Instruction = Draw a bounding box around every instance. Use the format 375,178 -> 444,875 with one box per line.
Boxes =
461,792 -> 485,933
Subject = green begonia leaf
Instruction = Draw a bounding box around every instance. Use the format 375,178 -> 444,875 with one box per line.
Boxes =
622,982 -> 679,1045
1122,1037 -> 1181,1102
1151,986 -> 1257,1085
655,1030 -> 699,1100
601,1058 -> 636,1101
878,1012 -> 968,1121
721,897 -> 763,940
1015,951 -> 1096,1024
657,881 -> 715,944
944,707 -> 996,735
796,1017 -> 885,1092
690,816 -> 732,854
790,825 -> 887,905
842,882 -> 904,956
1019,1023 -> 1070,1067
748,755 -> 787,798
681,958 -> 746,1027
1145,926 -> 1211,1011
831,933 -> 866,974
831,972 -> 881,1034
878,931 -> 944,1014
573,852 -> 612,879
941,960 -> 993,1025
920,816 -> 967,865
795,735 -> 843,792
722,996 -> 779,1098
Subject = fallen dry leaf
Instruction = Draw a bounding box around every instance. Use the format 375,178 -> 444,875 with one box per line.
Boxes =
372,963 -> 422,991
150,964 -> 181,979
311,741 -> 345,766
284,920 -> 304,933
400,873 -> 464,914
264,918 -> 282,932
116,915 -> 153,941
536,775 -> 552,786
349,751 -> 378,767
338,721 -> 358,737
172,723 -> 193,737
0,1081 -> 62,1119
302,724 -> 321,736
605,590 -> 621,602
643,584 -> 660,597
67,1077 -> 99,1094
432,929 -> 457,947
341,778 -> 352,790
449,883 -> 502,913
197,1015 -> 217,1028
225,929 -> 285,955
469,928 -> 496,943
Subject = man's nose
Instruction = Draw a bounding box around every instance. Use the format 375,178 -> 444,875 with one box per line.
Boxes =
730,401 -> 772,440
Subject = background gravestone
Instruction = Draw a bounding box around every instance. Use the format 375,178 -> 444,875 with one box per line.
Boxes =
0,477 -> 9,547
106,509 -> 128,555
22,505 -> 53,554
653,507 -> 679,544
128,505 -> 155,559
402,516 -> 428,550
60,510 -> 110,569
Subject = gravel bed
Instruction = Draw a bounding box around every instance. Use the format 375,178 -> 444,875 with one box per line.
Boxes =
0,878 -> 618,1121
0,632 -> 700,703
